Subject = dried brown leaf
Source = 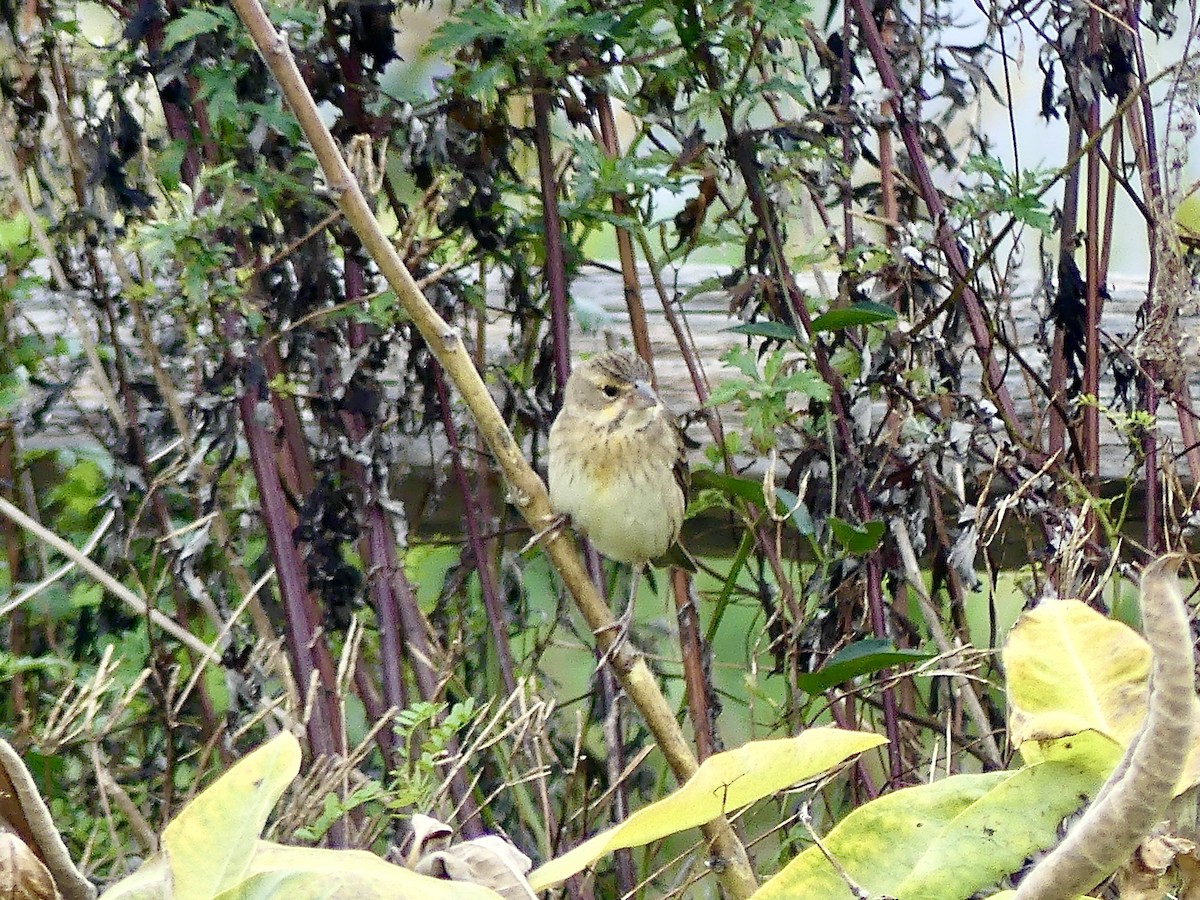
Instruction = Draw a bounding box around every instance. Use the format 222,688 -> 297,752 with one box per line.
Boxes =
0,742 -> 94,900
414,835 -> 535,900
0,831 -> 59,900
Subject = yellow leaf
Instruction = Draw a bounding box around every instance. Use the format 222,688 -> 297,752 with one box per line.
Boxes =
528,728 -> 886,891
753,734 -> 1116,900
1004,599 -> 1200,796
162,732 -> 302,900
1003,600 -> 1150,748
213,842 -> 505,899
97,854 -> 169,900
753,772 -> 1009,899
100,840 -> 507,900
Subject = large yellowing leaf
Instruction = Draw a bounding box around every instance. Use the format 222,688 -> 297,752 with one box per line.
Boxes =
162,732 -> 302,900
99,840 -> 507,900
753,772 -> 1006,898
214,842 -> 505,899
982,894 -> 1095,899
96,854 -> 170,900
896,732 -> 1118,899
529,729 -> 886,890
985,894 -> 1017,899
753,734 -> 1117,900
1003,599 -> 1150,747
99,733 -> 509,899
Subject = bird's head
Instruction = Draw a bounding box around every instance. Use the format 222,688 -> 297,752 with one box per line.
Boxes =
564,351 -> 663,427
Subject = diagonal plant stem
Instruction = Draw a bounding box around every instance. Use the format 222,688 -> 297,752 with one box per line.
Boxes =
226,3 -> 758,893
0,510 -> 114,619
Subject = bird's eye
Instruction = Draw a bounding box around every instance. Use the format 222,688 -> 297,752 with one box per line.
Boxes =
601,384 -> 620,399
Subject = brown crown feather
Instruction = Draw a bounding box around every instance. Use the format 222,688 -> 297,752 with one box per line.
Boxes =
586,351 -> 653,385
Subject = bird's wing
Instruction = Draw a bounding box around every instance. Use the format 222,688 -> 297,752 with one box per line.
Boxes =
648,414 -> 696,571
671,416 -> 689,504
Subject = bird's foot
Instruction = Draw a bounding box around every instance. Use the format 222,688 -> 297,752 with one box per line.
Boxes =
520,512 -> 569,554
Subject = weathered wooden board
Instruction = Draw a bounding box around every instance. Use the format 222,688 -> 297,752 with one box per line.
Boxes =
553,266 -> 1191,486
17,264 -> 1193,488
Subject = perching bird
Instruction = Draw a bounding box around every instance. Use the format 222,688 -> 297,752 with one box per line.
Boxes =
548,351 -> 687,640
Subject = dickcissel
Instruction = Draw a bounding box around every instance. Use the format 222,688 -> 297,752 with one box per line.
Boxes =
548,351 -> 687,636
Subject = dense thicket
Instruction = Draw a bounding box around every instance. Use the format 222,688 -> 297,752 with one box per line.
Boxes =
1,0 -> 1198,894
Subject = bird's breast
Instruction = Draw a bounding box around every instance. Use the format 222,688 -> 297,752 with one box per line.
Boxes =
548,415 -> 684,564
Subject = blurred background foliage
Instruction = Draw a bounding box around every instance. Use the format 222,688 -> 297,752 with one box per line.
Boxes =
0,0 -> 1198,894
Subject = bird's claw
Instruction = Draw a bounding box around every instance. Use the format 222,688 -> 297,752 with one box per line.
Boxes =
521,512 -> 569,554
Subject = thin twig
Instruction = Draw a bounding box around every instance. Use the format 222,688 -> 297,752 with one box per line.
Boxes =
0,510 -> 115,618
888,519 -> 1004,769
0,496 -> 217,661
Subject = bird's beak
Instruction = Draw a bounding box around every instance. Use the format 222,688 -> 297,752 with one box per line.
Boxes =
631,380 -> 658,409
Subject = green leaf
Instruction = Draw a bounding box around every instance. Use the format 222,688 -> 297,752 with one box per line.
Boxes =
795,640 -> 934,694
707,531 -> 754,644
690,470 -> 767,506
777,369 -> 832,402
0,654 -> 72,677
691,472 -> 812,533
811,301 -> 897,333
155,140 -> 189,193
828,517 -> 885,553
756,733 -> 1117,900
427,3 -> 514,54
70,582 -> 103,610
0,214 -> 31,254
705,381 -> 745,406
0,377 -> 24,415
720,345 -> 760,379
162,7 -> 224,51
725,321 -> 798,341
0,219 -> 36,271
897,736 -> 1117,899
772,486 -> 814,536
